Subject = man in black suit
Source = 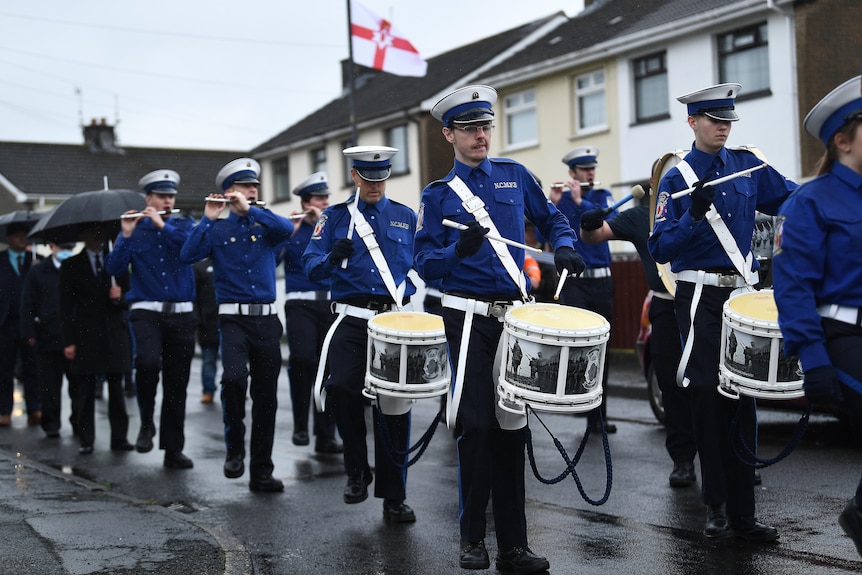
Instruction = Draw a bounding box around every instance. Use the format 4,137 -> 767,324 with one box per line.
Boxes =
0,222 -> 40,427
21,241 -> 78,438
59,225 -> 133,454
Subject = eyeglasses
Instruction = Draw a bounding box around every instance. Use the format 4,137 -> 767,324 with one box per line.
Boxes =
453,123 -> 495,135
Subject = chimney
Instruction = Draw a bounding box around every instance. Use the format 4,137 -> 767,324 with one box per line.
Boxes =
83,118 -> 125,155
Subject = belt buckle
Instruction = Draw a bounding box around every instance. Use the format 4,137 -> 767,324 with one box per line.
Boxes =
717,274 -> 736,288
489,302 -> 507,318
246,304 -> 264,316
162,302 -> 175,313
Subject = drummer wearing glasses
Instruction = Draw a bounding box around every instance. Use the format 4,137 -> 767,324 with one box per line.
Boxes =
413,85 -> 584,573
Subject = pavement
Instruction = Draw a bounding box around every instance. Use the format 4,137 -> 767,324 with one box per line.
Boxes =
0,347 -> 646,575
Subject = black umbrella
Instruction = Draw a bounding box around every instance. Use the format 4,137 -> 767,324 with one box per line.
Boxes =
0,209 -> 52,240
28,189 -> 146,244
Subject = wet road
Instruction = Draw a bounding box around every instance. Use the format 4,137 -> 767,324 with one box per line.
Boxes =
2,350 -> 861,574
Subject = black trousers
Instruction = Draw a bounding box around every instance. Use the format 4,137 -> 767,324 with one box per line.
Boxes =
324,314 -> 410,501
443,308 -> 527,549
219,314 -> 282,478
35,350 -> 73,435
130,310 -> 195,452
284,299 -> 337,439
649,296 -> 697,465
560,276 -> 614,421
73,372 -> 129,448
675,282 -> 756,516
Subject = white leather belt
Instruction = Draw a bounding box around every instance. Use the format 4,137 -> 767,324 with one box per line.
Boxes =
580,267 -> 611,279
218,303 -> 278,316
130,301 -> 193,314
676,269 -> 752,288
285,290 -> 330,301
818,304 -> 862,327
442,293 -> 518,318
425,287 -> 443,298
652,290 -> 674,301
333,302 -> 378,320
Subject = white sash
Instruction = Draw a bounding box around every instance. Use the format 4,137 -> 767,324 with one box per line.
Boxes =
351,207 -> 406,309
447,176 -> 529,301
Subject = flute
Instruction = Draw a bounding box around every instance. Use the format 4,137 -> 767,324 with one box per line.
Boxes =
551,182 -> 600,189
203,197 -> 268,206
442,219 -> 542,254
120,209 -> 181,219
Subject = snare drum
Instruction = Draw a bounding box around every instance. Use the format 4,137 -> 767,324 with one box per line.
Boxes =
497,303 -> 609,415
364,311 -> 449,414
718,289 -> 803,400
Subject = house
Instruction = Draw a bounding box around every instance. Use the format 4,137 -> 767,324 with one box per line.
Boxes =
0,119 -> 245,216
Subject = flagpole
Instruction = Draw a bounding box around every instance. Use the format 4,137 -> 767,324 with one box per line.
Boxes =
345,0 -> 359,146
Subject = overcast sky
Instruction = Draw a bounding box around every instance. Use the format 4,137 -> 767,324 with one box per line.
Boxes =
0,1 -> 584,152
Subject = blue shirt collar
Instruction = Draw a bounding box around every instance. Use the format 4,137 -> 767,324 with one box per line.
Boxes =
358,195 -> 389,214
832,161 -> 862,190
688,143 -> 728,169
453,157 -> 493,181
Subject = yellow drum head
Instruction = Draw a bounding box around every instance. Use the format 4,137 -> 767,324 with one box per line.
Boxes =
370,312 -> 443,332
509,304 -> 607,330
727,290 -> 778,322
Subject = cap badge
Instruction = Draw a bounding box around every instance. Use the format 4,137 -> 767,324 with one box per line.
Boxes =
471,91 -> 479,100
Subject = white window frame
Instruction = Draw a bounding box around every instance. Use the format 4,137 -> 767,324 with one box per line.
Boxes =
574,70 -> 607,135
718,22 -> 771,97
385,125 -> 409,176
503,88 -> 537,150
633,52 -> 669,124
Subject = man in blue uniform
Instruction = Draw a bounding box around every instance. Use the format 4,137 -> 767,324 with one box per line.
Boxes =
580,203 -> 697,487
107,169 -> 196,469
181,158 -> 293,493
303,146 -> 418,523
413,85 -> 584,573
551,146 -> 617,433
773,75 -> 862,558
279,172 -> 341,454
648,83 -> 796,542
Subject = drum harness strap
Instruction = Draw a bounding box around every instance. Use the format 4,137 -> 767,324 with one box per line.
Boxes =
313,206 -> 407,413
674,160 -> 757,388
443,176 -> 531,429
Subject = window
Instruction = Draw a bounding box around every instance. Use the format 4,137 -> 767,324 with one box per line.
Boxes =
633,52 -> 669,123
341,139 -> 354,187
385,125 -> 409,175
718,23 -> 770,96
503,89 -> 537,148
575,70 -> 606,132
311,147 -> 326,175
272,157 -> 291,202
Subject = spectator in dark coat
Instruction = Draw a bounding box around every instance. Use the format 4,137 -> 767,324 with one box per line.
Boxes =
193,257 -> 220,403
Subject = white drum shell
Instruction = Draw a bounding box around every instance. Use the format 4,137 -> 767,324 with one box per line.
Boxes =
364,312 -> 450,415
718,290 -> 803,400
497,304 -> 609,415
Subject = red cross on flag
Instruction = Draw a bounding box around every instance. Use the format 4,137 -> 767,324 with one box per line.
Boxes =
350,0 -> 427,77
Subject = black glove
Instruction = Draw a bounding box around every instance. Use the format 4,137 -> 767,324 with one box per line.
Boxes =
329,238 -> 355,264
802,365 -> 844,405
688,179 -> 715,221
455,221 -> 489,258
553,246 -> 586,277
581,208 -> 610,232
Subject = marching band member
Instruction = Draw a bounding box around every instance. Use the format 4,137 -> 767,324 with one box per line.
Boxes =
278,172 -> 341,454
773,75 -> 862,558
181,158 -> 293,492
302,146 -> 418,523
413,85 -> 584,573
648,83 -> 796,542
107,169 -> 196,468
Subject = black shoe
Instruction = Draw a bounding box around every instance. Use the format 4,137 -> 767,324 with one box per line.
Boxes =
45,429 -> 61,439
459,540 -> 490,570
495,546 -> 550,574
383,500 -> 416,523
315,437 -> 343,454
292,430 -> 310,446
250,474 -> 284,492
590,420 -> 617,434
343,470 -> 373,504
164,451 -> 194,469
754,468 -> 762,485
224,455 -> 245,479
79,445 -> 93,455
730,515 -> 779,543
111,440 -> 134,452
704,504 -> 732,539
135,424 -> 155,453
669,461 -> 696,488
839,499 -> 862,557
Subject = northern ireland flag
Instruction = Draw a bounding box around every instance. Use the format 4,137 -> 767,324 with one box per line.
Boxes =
350,0 -> 427,77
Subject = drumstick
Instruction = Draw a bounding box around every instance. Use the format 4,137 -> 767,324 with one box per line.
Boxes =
670,163 -> 768,199
442,219 -> 542,254
605,184 -> 647,213
341,189 -> 359,269
553,268 -> 568,301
